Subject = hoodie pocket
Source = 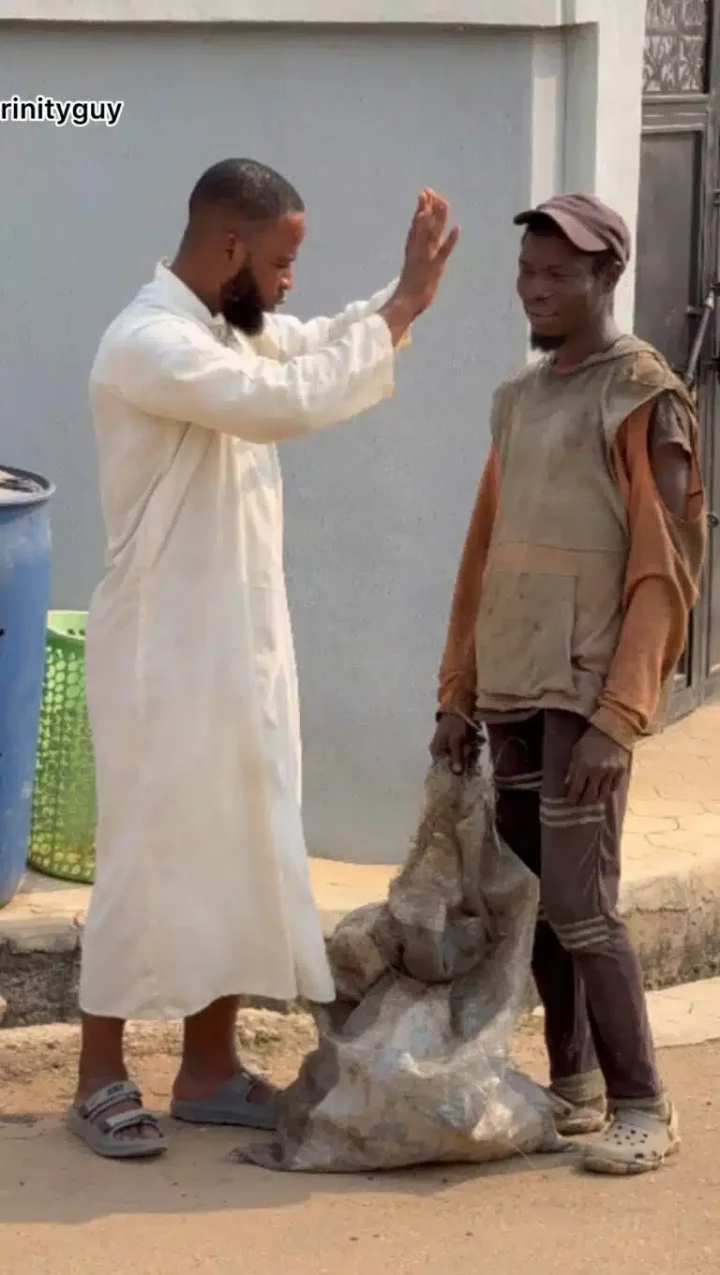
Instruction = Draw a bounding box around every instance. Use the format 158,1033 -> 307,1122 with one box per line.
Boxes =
475,570 -> 577,699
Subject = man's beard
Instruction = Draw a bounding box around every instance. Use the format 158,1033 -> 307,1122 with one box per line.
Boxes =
530,331 -> 567,352
220,265 -> 266,336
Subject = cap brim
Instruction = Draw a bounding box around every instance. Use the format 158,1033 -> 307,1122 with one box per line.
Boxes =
514,207 -> 608,254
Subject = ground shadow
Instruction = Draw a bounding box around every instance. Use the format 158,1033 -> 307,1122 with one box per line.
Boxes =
0,1110 -> 577,1226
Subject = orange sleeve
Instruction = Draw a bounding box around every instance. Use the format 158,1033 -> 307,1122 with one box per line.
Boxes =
589,395 -> 707,750
437,445 -> 499,716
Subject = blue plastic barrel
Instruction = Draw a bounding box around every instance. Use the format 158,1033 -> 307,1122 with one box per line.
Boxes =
0,466 -> 55,908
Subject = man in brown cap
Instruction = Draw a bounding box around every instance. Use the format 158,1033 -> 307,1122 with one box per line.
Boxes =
431,193 -> 707,1174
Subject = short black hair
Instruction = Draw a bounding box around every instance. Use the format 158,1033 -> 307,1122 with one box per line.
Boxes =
188,158 -> 304,223
521,213 -> 619,275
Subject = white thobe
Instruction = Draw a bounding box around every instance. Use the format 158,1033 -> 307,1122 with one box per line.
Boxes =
79,261 -> 400,1020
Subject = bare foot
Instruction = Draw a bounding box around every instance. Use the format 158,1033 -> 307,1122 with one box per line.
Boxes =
74,1078 -> 160,1143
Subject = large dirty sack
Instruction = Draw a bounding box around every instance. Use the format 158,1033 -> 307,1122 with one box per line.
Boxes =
241,763 -> 563,1172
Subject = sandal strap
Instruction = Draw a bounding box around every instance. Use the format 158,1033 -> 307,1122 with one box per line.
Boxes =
239,1068 -> 275,1093
79,1081 -> 142,1122
100,1109 -> 161,1137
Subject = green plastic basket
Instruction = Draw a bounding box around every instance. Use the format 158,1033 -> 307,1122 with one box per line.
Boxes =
28,611 -> 97,884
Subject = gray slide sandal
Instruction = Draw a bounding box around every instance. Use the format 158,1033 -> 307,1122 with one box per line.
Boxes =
170,1071 -> 277,1130
67,1080 -> 169,1159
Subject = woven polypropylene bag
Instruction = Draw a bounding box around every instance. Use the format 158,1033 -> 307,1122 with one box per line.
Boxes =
241,762 -> 562,1173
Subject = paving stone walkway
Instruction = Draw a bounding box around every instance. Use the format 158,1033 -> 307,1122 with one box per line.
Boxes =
312,700 -> 720,909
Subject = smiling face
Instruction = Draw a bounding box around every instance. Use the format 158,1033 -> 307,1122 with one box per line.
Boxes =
219,211 -> 306,335
516,225 -> 617,352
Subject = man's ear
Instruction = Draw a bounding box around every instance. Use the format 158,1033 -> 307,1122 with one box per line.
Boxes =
225,231 -> 248,268
602,256 -> 624,291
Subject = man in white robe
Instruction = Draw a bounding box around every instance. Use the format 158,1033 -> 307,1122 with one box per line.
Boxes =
70,157 -> 458,1158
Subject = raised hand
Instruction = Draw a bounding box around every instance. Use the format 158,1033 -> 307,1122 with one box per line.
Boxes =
380,189 -> 460,344
399,188 -> 460,316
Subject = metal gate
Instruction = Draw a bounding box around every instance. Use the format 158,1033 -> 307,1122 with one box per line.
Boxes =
635,0 -> 720,714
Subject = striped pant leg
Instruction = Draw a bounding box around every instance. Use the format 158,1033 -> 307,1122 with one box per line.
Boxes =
487,714 -> 598,1084
540,710 -> 661,1102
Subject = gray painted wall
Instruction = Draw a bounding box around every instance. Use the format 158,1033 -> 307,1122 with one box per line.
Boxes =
0,24 -> 534,863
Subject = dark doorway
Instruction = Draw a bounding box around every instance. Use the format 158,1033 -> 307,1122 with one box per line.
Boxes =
635,0 -> 720,713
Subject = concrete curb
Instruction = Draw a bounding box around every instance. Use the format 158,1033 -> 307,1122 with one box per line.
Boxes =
4,980 -> 720,1088
2,854 -> 720,1028
619,857 -> 720,989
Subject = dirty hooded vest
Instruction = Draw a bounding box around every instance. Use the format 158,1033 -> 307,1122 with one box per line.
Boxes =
474,334 -> 692,723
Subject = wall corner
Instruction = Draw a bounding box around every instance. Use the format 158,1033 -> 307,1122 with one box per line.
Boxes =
563,0 -> 647,329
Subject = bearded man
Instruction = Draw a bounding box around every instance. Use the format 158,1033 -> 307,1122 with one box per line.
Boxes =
71,157 -> 458,1159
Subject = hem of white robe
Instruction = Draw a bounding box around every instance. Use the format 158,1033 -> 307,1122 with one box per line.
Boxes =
78,974 -> 337,1021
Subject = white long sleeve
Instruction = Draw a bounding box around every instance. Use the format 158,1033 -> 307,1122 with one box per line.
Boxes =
104,311 -> 396,444
264,281 -> 398,359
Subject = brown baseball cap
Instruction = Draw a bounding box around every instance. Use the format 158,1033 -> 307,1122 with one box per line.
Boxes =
513,193 -> 632,266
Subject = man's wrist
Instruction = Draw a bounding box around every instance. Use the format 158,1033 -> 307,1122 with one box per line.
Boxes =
588,707 -> 637,753
435,705 -> 480,731
378,293 -> 419,346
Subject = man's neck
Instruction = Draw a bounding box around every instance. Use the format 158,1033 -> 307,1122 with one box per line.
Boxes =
169,251 -> 222,316
552,318 -> 621,374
